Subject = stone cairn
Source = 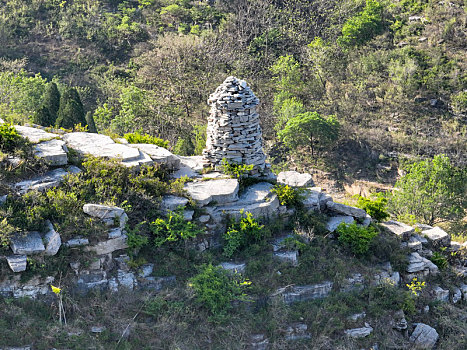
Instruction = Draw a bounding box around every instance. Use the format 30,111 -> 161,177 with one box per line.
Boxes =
203,76 -> 267,174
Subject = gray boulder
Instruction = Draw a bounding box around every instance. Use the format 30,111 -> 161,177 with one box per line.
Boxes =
43,221 -> 61,256
409,323 -> 439,349
344,324 -> 373,338
13,166 -> 81,194
128,144 -> 180,169
421,227 -> 450,248
34,139 -> 68,166
160,195 -> 189,213
326,216 -> 354,232
381,220 -> 414,240
6,255 -> 27,272
432,286 -> 449,302
65,237 -> 89,247
277,171 -> 314,187
326,201 -> 367,219
10,232 -> 45,255
83,204 -> 126,226
85,235 -> 128,255
274,281 -> 333,304
184,179 -> 239,206
219,262 -> 246,274
407,252 -> 439,276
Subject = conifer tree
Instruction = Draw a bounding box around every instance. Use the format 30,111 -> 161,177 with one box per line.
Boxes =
32,105 -> 55,127
56,87 -> 87,129
85,111 -> 97,133
43,82 -> 60,120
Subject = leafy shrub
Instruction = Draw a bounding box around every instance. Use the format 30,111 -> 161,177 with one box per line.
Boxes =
55,87 -> 87,129
126,222 -> 149,252
430,251 -> 448,270
150,207 -> 204,248
338,0 -> 385,47
355,193 -> 389,221
336,222 -> 379,256
221,158 -> 254,178
223,211 -> 264,258
0,123 -> 22,151
271,184 -> 305,207
189,264 -> 250,319
123,131 -> 169,149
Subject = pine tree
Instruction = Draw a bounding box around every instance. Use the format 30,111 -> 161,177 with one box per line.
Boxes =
43,82 -> 60,121
32,105 -> 55,127
85,111 -> 97,133
56,88 -> 87,129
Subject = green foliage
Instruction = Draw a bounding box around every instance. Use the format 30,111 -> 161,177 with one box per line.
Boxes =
388,155 -> 467,225
223,211 -> 265,258
173,135 -> 194,156
338,0 -> 385,47
123,131 -> 169,149
126,222 -> 149,252
220,158 -> 254,179
32,105 -> 55,127
56,88 -> 87,129
430,251 -> 448,270
150,207 -> 204,248
355,193 -> 389,221
450,91 -> 467,115
274,97 -> 306,133
0,218 -> 15,247
336,222 -> 379,256
277,111 -> 339,156
271,184 -> 305,207
0,123 -> 22,151
85,111 -> 97,133
189,264 -> 250,319
42,82 -> 60,121
193,124 -> 206,156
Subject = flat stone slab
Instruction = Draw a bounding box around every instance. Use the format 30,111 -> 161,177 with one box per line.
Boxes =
13,166 -> 81,194
277,171 -> 314,187
345,324 -> 373,338
34,139 -> 68,166
184,179 -> 239,206
65,237 -> 89,247
407,252 -> 439,274
6,255 -> 27,272
170,166 -> 200,179
128,144 -> 180,169
10,232 -> 45,255
86,235 -> 128,255
326,216 -> 354,232
63,132 -> 144,162
14,125 -> 59,143
326,201 -> 367,219
160,195 -> 189,213
43,221 -> 61,256
409,323 -> 439,349
239,182 -> 274,204
83,204 -> 126,226
274,282 -> 333,304
381,220 -> 414,240
422,227 -> 450,248
178,156 -> 206,171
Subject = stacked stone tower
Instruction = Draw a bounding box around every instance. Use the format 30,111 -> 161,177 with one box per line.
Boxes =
203,76 -> 267,174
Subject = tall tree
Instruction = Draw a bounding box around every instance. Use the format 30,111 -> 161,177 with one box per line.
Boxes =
43,82 -> 60,121
32,105 -> 54,127
55,88 -> 87,129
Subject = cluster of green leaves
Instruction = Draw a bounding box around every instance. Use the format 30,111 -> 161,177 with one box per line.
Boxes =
278,111 -> 339,157
430,251 -> 448,270
0,123 -> 22,151
336,222 -> 379,256
150,207 -> 204,248
123,131 -> 169,149
271,184 -> 305,207
1,157 -> 168,239
355,193 -> 389,221
223,211 -> 265,258
189,264 -> 250,320
221,158 -> 254,178
338,0 -> 386,47
388,155 -> 466,225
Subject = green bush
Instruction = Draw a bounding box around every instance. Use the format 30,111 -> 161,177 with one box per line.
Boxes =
336,222 -> 379,256
355,193 -> 389,221
221,158 -> 254,178
223,211 -> 265,258
150,207 -> 204,248
338,0 -> 385,47
189,264 -> 250,319
430,251 -> 448,270
271,184 -> 305,207
123,131 -> 169,149
55,87 -> 87,129
0,123 -> 22,151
